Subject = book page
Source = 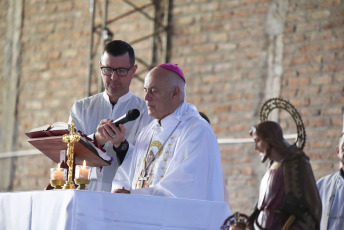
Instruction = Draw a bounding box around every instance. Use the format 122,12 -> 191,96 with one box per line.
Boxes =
29,124 -> 51,132
50,122 -> 69,130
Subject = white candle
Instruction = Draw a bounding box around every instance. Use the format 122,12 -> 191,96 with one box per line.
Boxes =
78,160 -> 89,179
53,163 -> 65,180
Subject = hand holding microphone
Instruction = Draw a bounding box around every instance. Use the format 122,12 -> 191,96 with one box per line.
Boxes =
95,109 -> 140,146
112,109 -> 140,126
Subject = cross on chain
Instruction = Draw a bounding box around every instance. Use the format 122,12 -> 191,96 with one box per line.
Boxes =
138,170 -> 150,183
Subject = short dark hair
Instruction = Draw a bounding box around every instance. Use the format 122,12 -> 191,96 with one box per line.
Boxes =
103,40 -> 135,66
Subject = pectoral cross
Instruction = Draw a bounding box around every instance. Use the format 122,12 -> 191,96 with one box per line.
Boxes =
137,170 -> 149,188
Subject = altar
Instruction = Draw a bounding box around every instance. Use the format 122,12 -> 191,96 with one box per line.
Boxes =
0,190 -> 231,230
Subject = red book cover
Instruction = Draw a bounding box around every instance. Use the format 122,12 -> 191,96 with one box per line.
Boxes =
25,122 -> 69,138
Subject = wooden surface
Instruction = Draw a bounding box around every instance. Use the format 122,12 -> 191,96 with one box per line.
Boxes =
28,136 -> 111,167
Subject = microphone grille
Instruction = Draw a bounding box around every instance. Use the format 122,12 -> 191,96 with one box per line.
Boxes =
127,109 -> 140,121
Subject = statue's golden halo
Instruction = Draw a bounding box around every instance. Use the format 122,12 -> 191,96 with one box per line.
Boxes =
260,97 -> 306,150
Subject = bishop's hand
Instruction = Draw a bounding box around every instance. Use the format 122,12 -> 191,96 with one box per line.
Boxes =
113,186 -> 130,194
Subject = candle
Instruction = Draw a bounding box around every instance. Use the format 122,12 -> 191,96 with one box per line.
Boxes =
78,160 -> 89,179
53,163 -> 65,181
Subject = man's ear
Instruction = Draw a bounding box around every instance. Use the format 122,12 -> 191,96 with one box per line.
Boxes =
172,86 -> 180,98
132,64 -> 138,73
336,146 -> 339,154
127,64 -> 138,80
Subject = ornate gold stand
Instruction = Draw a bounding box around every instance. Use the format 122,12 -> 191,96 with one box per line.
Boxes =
62,121 -> 81,189
75,179 -> 90,190
50,179 -> 66,189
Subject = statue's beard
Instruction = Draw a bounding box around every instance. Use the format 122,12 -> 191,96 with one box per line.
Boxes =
260,147 -> 271,163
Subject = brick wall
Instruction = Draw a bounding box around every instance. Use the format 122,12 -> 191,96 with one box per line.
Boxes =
0,0 -> 343,215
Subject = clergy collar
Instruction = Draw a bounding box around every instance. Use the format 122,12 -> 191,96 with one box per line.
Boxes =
155,102 -> 186,127
102,91 -> 133,105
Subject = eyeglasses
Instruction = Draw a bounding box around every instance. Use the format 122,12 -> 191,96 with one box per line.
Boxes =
100,64 -> 133,77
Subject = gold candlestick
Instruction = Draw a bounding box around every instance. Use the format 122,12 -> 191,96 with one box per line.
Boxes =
62,120 -> 81,189
74,162 -> 91,190
50,165 -> 67,189
74,179 -> 90,190
50,179 -> 66,189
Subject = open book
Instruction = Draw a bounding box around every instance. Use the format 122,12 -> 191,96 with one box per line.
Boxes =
26,122 -> 111,167
25,122 -> 70,138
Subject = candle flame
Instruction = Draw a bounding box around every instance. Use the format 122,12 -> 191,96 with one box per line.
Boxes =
83,160 -> 87,168
57,163 -> 60,169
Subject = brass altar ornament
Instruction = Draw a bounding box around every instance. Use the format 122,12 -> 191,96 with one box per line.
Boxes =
50,179 -> 66,189
74,179 -> 90,190
220,212 -> 249,230
62,120 -> 81,189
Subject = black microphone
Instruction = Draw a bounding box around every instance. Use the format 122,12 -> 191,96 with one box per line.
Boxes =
112,109 -> 140,127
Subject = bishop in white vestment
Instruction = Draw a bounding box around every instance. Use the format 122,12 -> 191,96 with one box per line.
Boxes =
113,102 -> 225,201
112,63 -> 227,202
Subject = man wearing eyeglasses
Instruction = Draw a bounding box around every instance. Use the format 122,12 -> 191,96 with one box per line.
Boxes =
69,40 -> 153,192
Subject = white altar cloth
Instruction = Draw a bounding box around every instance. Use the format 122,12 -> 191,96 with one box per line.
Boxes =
0,190 -> 231,230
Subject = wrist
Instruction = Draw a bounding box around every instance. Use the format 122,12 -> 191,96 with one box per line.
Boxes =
113,138 -> 125,148
113,139 -> 129,153
94,133 -> 105,147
